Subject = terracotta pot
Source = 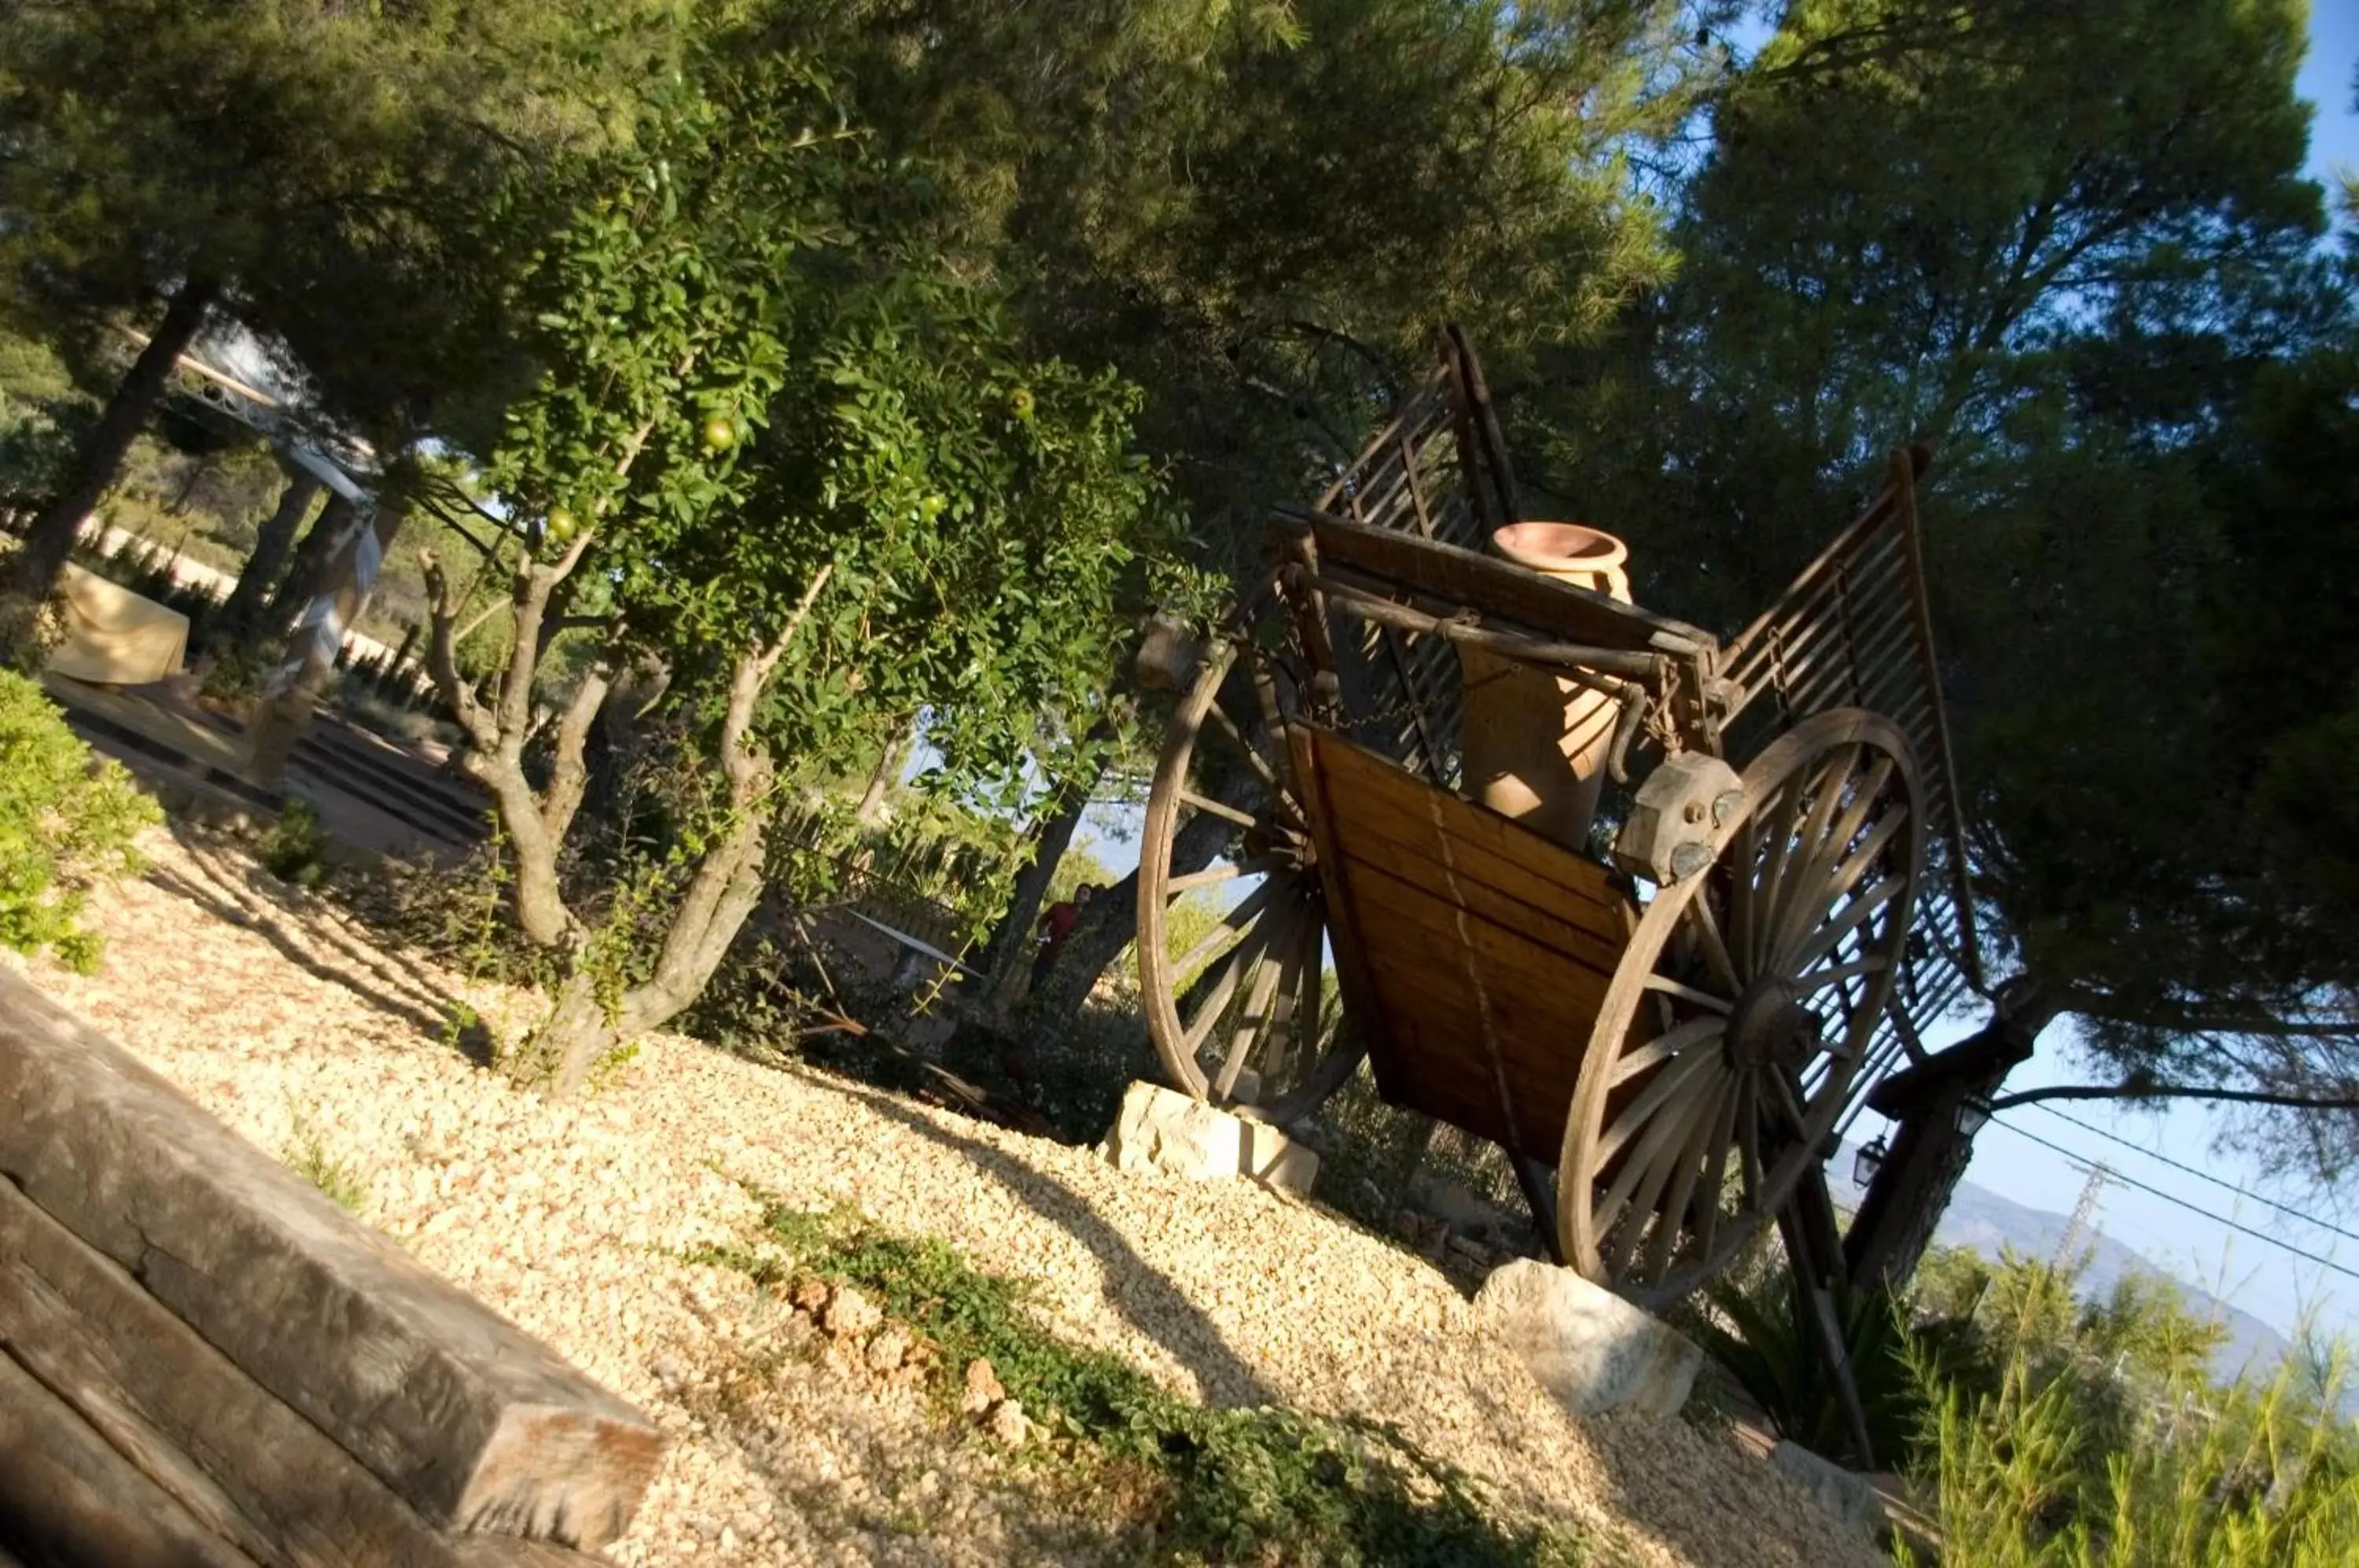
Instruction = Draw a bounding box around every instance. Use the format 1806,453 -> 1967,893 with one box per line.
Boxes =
1459,522 -> 1631,850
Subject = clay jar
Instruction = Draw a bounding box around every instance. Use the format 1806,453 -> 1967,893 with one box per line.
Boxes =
1459,522 -> 1632,851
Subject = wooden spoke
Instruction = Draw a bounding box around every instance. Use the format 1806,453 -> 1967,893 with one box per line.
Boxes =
1761,744 -> 1858,959
1794,955 -> 1889,996
1138,624 -> 1364,1122
1170,880 -> 1277,981
1593,1042 -> 1722,1170
1607,1016 -> 1724,1089
1594,1064 -> 1724,1250
1203,699 -> 1308,833
1787,874 -> 1907,973
1180,917 -> 1269,1055
1179,788 -> 1263,830
1561,709 -> 1926,1307
1643,1075 -> 1735,1281
1214,911 -> 1297,1099
1691,1078 -> 1744,1264
1686,892 -> 1744,997
1642,974 -> 1734,1013
1165,858 -> 1279,895
1764,1065 -> 1809,1132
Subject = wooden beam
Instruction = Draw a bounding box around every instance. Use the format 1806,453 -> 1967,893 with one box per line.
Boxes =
1280,508 -> 1719,658
0,1174 -> 618,1568
0,976 -> 662,1550
0,1348 -> 259,1568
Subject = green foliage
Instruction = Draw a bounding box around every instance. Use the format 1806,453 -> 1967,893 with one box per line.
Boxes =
259,799 -> 329,888
488,49 -> 1172,797
709,1201 -> 1594,1566
0,0 -> 680,445
0,668 -> 160,970
1903,1291 -> 2359,1566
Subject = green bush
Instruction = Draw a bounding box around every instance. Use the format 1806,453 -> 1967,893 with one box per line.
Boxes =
0,669 -> 161,970
259,799 -> 329,887
1907,1343 -> 2359,1566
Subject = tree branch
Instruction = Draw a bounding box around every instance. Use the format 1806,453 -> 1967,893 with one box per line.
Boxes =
540,668 -> 612,849
420,550 -> 496,753
1988,1083 -> 2359,1115
721,564 -> 835,804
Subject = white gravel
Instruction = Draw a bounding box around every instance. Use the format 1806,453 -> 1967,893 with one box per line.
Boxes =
22,827 -> 1885,1568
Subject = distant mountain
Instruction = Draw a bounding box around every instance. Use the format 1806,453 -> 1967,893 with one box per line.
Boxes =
1835,1147 -> 2292,1385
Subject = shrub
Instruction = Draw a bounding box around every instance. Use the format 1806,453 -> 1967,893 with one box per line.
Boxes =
0,668 -> 161,970
259,798 -> 333,888
1906,1342 -> 2359,1566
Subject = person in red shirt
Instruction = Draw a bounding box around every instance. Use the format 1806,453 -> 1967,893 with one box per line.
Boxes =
1032,882 -> 1099,989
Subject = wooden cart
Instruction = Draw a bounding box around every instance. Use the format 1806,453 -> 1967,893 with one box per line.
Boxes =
1135,329 -> 1982,1309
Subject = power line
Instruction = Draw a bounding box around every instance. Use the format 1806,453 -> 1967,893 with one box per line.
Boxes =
2026,1099 -> 2359,1250
1984,1115 -> 2359,1289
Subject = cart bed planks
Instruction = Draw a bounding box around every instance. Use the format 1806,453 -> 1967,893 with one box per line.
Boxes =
1290,725 -> 1634,1161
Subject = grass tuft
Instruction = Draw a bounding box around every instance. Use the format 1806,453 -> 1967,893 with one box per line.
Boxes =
285,1113 -> 368,1214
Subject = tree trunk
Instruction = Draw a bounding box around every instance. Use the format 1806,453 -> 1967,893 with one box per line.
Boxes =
9,273 -> 222,605
535,969 -> 619,1095
266,491 -> 355,635
208,467 -> 320,653
1843,978 -> 2066,1290
246,495 -> 408,787
854,716 -> 914,828
981,786 -> 1091,1011
1014,805 -> 1231,1040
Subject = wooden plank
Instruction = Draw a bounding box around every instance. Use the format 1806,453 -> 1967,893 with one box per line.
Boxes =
1301,510 -> 1717,657
0,976 -> 663,1550
1310,731 -> 1631,941
1339,856 -> 1615,1019
0,1348 -> 259,1568
1339,843 -> 1627,977
1359,963 -> 1583,1161
0,1175 -> 572,1568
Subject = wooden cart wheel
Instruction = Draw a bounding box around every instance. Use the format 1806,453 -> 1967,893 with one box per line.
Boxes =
1559,709 -> 1926,1306
1138,633 -> 1364,1125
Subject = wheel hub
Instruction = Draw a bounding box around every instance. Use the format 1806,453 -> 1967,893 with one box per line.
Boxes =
1724,976 -> 1821,1074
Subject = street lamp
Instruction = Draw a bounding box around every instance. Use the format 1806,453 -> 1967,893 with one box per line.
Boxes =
1853,1133 -> 1888,1187
1957,1096 -> 1993,1137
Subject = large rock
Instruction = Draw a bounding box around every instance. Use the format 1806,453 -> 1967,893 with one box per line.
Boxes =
1472,1258 -> 1702,1419
1769,1440 -> 1891,1543
1099,1082 -> 1319,1196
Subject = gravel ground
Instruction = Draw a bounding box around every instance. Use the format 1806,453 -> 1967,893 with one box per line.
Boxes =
20,826 -> 1886,1568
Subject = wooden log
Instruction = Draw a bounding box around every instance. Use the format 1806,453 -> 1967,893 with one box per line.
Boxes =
0,976 -> 662,1550
1291,508 -> 1717,657
0,1174 -> 627,1568
0,1347 -> 259,1568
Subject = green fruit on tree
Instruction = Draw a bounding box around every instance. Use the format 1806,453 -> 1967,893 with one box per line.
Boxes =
1007,387 -> 1035,421
547,506 -> 577,543
702,416 -> 736,452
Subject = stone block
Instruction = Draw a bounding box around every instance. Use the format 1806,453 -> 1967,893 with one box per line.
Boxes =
1769,1440 -> 1890,1542
1238,1121 -> 1319,1197
1472,1258 -> 1702,1419
1099,1082 -> 1318,1194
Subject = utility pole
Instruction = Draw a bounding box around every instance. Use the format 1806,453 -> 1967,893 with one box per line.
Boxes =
2054,1160 -> 2114,1264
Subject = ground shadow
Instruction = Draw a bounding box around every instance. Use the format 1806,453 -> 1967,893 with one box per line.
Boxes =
810,1075 -> 1280,1412
150,821 -> 484,1058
